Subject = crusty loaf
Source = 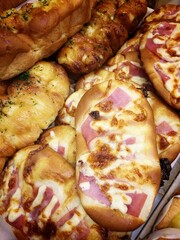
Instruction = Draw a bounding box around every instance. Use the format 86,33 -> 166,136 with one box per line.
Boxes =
57,0 -> 147,78
0,0 -> 96,81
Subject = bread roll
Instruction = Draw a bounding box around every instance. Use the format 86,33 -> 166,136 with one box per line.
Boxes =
0,0 -> 96,81
75,79 -> 161,231
0,61 -> 70,170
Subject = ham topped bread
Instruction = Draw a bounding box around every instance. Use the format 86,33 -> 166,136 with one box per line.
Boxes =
75,79 -> 161,231
75,32 -> 180,163
0,145 -> 111,240
140,21 -> 180,109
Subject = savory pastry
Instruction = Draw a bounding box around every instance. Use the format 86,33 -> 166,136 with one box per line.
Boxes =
0,0 -> 96,80
38,125 -> 76,166
140,21 -> 180,109
0,144 -> 123,240
57,0 -> 147,78
75,79 -> 161,231
76,40 -> 180,163
0,61 -> 70,171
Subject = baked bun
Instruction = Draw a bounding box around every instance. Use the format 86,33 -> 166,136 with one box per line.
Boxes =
75,79 -> 161,231
0,144 -> 113,240
0,61 -> 70,170
0,0 -> 95,81
38,125 -> 76,166
75,35 -> 180,163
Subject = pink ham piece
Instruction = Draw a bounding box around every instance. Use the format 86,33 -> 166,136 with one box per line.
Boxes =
154,64 -> 170,83
126,192 -> 147,217
124,137 -> 136,145
57,145 -> 65,156
0,217 -> 17,240
104,87 -> 131,109
78,172 -> 110,206
81,88 -> 131,146
121,43 -> 139,55
31,186 -> 60,220
120,61 -> 148,78
146,22 -> 176,59
81,115 -> 99,145
56,208 -> 77,227
69,220 -> 90,239
4,170 -> 19,209
6,215 -> 25,235
156,121 -> 176,135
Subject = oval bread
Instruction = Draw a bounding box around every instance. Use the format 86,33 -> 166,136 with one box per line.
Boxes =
75,79 -> 161,231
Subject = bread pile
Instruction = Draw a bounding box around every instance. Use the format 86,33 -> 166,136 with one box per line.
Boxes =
0,1 -> 179,239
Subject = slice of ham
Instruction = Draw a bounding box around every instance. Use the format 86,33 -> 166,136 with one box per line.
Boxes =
57,145 -> 65,156
146,22 -> 176,59
4,170 -> 19,209
56,208 -> 77,227
78,172 -> 110,206
30,186 -> 60,220
81,115 -> 99,145
6,215 -> 25,233
81,88 -> 131,146
69,219 -> 90,240
154,64 -> 170,83
124,137 -> 136,145
156,121 -> 176,135
126,192 -> 147,217
104,87 -> 131,109
120,61 -> 148,78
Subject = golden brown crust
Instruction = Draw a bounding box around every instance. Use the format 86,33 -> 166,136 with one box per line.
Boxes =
84,205 -> 144,232
145,4 -> 180,23
76,80 -> 161,231
0,0 -> 95,81
0,61 -> 70,170
57,0 -> 147,78
140,24 -> 180,110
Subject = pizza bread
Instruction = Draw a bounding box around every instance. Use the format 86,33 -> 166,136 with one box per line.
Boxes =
0,144 -> 113,240
76,39 -> 180,163
75,79 -> 161,231
140,21 -> 180,110
0,61 -> 70,171
38,125 -> 76,166
145,4 -> 180,23
0,0 -> 96,81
